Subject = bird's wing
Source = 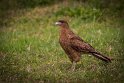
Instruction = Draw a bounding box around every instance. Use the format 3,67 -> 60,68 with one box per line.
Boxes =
70,36 -> 96,53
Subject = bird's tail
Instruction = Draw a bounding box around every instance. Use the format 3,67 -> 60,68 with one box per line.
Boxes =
91,52 -> 111,63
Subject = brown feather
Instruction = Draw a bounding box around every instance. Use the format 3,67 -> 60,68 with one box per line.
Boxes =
56,20 -> 111,63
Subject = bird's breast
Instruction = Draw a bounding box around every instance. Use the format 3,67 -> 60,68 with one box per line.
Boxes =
59,38 -> 69,46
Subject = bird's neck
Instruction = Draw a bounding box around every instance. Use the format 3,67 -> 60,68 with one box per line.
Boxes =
59,26 -> 70,38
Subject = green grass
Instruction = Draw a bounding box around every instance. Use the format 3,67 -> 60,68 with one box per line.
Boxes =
0,2 -> 124,83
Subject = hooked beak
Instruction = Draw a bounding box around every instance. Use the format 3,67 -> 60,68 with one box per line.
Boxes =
55,22 -> 61,25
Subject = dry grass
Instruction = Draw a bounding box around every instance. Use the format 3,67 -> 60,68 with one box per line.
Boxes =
0,2 -> 124,83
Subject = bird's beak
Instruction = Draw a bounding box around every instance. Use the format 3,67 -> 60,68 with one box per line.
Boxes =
55,22 -> 61,25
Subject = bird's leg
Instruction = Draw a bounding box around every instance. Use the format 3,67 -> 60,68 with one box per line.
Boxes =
71,61 -> 76,71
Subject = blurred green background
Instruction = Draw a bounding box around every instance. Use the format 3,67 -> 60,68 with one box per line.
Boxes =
0,0 -> 124,83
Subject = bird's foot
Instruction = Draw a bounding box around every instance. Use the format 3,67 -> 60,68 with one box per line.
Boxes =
70,61 -> 76,71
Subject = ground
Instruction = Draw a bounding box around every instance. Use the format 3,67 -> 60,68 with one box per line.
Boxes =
0,2 -> 124,83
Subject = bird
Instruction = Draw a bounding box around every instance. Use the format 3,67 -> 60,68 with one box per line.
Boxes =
55,20 -> 111,71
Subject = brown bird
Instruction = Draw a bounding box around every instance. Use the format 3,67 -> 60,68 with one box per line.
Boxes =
55,20 -> 111,71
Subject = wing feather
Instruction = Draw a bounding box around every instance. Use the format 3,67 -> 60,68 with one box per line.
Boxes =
70,36 -> 96,53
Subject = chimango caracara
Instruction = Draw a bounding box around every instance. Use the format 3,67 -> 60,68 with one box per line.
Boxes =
55,20 -> 111,71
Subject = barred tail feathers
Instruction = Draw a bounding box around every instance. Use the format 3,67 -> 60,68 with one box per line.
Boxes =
91,52 -> 111,63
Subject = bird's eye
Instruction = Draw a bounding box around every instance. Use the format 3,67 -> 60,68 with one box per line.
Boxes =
58,21 -> 63,24
58,20 -> 65,23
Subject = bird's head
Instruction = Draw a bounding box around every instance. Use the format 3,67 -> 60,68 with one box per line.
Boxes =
55,20 -> 69,28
